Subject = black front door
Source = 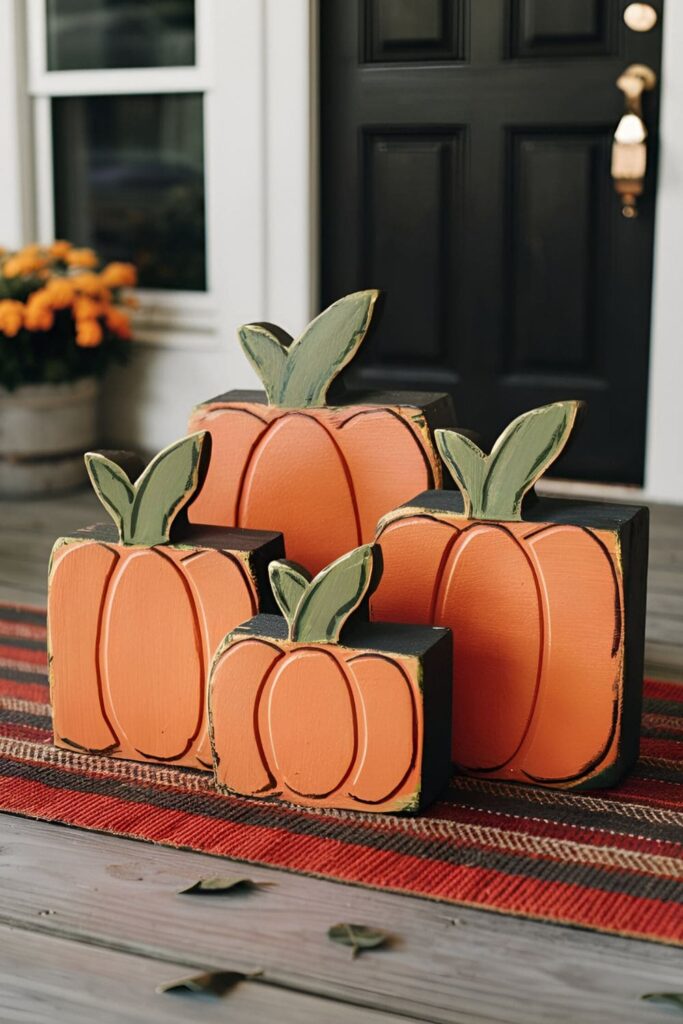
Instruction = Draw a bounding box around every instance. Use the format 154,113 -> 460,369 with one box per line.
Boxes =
320,0 -> 663,483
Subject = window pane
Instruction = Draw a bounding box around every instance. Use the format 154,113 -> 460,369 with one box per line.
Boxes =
47,0 -> 195,71
52,94 -> 206,291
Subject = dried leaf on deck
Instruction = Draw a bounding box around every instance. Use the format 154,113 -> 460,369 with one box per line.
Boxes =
156,969 -> 262,996
328,922 -> 390,958
177,875 -> 272,896
642,993 -> 683,1013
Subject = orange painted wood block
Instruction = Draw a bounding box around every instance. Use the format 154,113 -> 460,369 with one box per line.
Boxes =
188,291 -> 455,574
372,402 -> 649,790
209,545 -> 452,812
48,434 -> 284,770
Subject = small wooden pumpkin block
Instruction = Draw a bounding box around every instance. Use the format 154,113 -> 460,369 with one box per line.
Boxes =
187,290 -> 455,574
209,544 -> 452,812
48,433 -> 284,770
372,402 -> 649,790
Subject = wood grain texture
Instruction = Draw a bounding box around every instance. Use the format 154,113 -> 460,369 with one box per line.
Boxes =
0,814 -> 681,1024
0,923 -> 410,1024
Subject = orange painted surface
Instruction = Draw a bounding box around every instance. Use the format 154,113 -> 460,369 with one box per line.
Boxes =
372,515 -> 624,787
188,401 -> 439,574
209,637 -> 422,811
48,539 -> 258,769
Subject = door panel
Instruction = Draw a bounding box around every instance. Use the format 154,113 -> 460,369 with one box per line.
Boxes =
363,132 -> 463,372
364,0 -> 466,63
507,130 -> 608,375
321,0 -> 663,482
510,1 -> 615,58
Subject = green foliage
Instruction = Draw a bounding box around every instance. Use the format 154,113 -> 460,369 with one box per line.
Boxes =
0,307 -> 129,391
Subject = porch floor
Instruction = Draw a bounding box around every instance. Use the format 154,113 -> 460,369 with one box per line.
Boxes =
0,488 -> 681,1024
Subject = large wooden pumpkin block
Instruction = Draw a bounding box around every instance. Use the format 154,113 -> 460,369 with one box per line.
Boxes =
188,291 -> 455,574
209,545 -> 452,812
372,402 -> 649,790
48,434 -> 284,770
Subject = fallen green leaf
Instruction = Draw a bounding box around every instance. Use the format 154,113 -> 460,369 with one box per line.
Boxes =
328,923 -> 390,958
178,875 -> 272,896
156,969 -> 262,996
642,993 -> 683,1013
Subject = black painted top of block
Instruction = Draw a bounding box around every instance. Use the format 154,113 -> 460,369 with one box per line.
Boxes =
67,521 -> 284,555
394,490 -> 648,531
232,613 -> 452,659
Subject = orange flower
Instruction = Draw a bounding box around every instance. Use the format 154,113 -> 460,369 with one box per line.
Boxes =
76,319 -> 103,348
0,299 -> 24,337
2,252 -> 46,278
44,278 -> 75,309
74,296 -> 103,321
50,240 -> 72,260
71,273 -> 110,299
105,306 -> 132,339
24,301 -> 54,332
66,247 -> 98,269
100,261 -> 137,288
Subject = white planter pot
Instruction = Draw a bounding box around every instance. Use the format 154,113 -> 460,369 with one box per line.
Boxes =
0,378 -> 99,497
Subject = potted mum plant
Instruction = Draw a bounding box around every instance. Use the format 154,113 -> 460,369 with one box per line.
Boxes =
0,241 -> 136,496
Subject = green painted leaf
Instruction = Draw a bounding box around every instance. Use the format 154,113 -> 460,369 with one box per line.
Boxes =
483,401 -> 579,519
178,875 -> 273,895
84,452 -> 134,542
269,560 -> 311,630
435,401 -> 581,521
292,545 -> 374,643
156,969 -> 262,996
129,432 -> 205,546
239,291 -> 379,408
238,324 -> 290,406
435,430 -> 487,520
641,993 -> 683,1013
328,923 -> 389,959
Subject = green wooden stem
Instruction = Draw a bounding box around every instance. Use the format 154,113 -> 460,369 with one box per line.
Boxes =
238,290 -> 379,408
435,401 -> 582,521
84,432 -> 206,546
269,545 -> 374,643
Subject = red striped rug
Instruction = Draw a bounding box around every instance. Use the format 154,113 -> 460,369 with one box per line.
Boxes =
0,603 -> 681,946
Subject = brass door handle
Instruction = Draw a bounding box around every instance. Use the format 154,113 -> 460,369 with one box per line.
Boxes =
612,63 -> 657,218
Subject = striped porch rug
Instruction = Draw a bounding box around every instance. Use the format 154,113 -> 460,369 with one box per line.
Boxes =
0,603 -> 681,946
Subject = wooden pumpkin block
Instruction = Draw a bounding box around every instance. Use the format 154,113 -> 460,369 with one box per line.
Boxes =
372,402 -> 649,790
209,545 -> 452,812
187,290 -> 455,574
48,433 -> 284,770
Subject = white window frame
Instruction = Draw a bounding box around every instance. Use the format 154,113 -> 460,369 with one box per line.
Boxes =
1,0 -> 315,362
26,0 -> 220,348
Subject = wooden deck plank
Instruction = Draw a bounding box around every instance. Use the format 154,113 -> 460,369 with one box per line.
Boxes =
0,922 -> 413,1024
0,814 -> 680,1024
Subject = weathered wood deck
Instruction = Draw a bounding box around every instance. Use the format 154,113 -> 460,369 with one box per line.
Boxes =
0,488 -> 681,1024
